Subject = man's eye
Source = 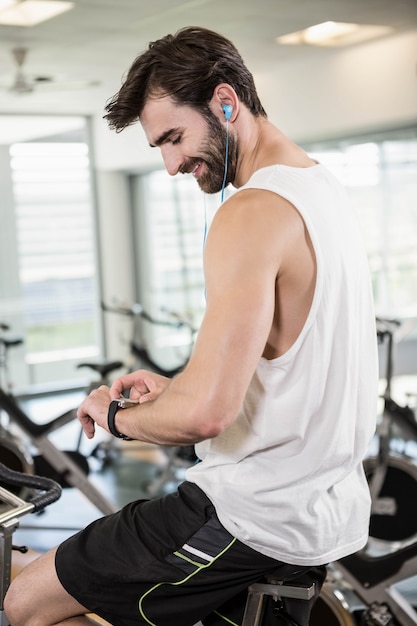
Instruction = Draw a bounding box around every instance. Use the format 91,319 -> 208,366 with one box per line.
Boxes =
172,136 -> 181,145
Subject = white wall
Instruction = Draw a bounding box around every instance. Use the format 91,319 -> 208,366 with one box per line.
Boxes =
92,30 -> 417,172
94,170 -> 137,364
261,29 -> 417,141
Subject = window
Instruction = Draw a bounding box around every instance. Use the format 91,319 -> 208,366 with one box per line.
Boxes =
1,116 -> 101,391
304,127 -> 417,334
130,171 -> 224,370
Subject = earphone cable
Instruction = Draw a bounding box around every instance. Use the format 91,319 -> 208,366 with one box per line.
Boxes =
221,119 -> 229,203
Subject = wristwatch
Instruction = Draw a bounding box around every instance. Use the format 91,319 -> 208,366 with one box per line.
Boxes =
107,400 -> 134,440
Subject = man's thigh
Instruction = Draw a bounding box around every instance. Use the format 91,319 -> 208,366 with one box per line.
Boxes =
5,547 -> 91,625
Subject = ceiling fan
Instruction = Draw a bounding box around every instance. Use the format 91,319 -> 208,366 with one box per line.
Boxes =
3,46 -> 101,95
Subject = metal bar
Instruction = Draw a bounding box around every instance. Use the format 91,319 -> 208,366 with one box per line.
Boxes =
247,581 -> 315,600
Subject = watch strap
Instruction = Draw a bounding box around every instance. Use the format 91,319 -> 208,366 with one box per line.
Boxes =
107,400 -> 133,440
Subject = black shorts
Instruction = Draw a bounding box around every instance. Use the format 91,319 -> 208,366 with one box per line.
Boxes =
55,482 -> 325,626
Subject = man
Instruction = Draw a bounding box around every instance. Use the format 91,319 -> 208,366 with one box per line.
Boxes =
5,26 -> 378,626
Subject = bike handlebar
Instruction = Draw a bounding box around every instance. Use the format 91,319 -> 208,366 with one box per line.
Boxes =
0,387 -> 76,437
376,317 -> 401,345
101,301 -> 197,332
0,462 -> 62,519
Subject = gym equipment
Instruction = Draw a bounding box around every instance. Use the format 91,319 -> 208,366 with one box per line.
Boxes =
0,387 -> 116,515
365,318 -> 417,546
0,462 -> 62,626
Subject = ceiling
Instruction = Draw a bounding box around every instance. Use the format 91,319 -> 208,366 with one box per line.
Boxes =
0,0 -> 416,121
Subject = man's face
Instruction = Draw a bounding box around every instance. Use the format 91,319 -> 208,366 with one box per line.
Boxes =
140,95 -> 237,194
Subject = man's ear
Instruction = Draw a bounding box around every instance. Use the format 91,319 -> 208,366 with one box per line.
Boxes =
209,83 -> 238,122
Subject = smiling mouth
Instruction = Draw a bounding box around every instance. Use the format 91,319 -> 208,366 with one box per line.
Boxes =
183,161 -> 203,178
191,162 -> 203,178
181,160 -> 203,178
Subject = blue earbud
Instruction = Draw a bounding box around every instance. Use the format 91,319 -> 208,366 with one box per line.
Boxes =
222,104 -> 233,121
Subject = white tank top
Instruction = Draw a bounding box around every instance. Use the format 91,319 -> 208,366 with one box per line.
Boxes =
186,164 -> 378,566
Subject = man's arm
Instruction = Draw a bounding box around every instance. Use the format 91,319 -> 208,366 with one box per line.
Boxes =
77,189 -> 297,444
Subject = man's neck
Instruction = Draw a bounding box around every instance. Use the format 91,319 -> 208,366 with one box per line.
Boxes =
234,120 -> 315,188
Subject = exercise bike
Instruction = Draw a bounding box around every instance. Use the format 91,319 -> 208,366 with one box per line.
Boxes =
101,299 -> 197,376
0,322 -> 117,515
0,461 -> 62,626
0,387 -> 117,516
332,539 -> 417,625
0,327 -> 32,495
0,463 -> 111,626
365,318 -> 417,546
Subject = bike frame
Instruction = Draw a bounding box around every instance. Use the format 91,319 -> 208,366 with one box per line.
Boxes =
0,388 -> 116,516
335,541 -> 417,625
0,463 -> 62,626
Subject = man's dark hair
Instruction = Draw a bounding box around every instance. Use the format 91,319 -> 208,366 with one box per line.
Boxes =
104,26 -> 267,132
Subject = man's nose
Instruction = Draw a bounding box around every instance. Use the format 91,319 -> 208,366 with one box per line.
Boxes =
160,145 -> 182,176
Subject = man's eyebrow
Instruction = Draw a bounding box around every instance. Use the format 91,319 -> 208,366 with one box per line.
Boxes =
150,127 -> 181,148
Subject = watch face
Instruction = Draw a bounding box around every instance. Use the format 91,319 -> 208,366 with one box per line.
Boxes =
118,398 -> 140,409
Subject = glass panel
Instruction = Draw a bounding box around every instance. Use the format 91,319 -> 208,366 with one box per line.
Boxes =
306,129 -> 417,322
0,116 -> 100,391
131,171 -> 224,371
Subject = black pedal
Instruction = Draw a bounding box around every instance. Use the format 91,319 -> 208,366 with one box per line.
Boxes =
12,544 -> 28,554
361,602 -> 394,626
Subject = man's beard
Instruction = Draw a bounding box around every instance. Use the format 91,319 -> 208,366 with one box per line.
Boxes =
183,114 -> 238,195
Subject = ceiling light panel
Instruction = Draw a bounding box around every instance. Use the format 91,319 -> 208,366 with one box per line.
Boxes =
0,0 -> 74,27
276,21 -> 394,47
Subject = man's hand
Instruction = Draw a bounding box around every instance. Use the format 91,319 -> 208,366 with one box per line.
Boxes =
77,385 -> 111,439
110,370 -> 171,404
76,371 -> 171,441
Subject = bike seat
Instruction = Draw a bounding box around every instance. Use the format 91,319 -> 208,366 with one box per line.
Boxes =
77,361 -> 124,379
242,567 -> 317,626
0,335 -> 24,349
